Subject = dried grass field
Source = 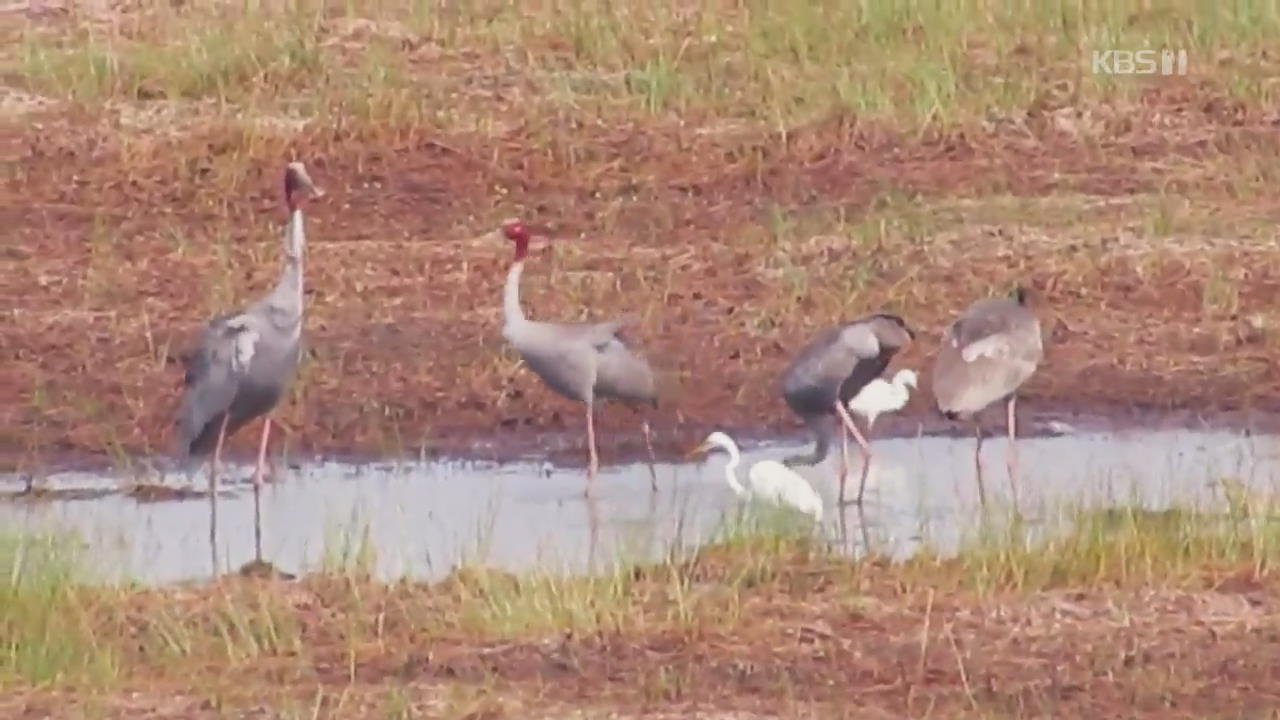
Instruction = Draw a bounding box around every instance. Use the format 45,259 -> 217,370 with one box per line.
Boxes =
3,1 -> 1280,718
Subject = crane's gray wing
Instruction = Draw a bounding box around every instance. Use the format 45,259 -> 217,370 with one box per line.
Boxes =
949,311 -> 1012,354
593,334 -> 658,406
933,301 -> 1043,416
512,316 -> 653,405
559,318 -> 627,349
784,327 -> 858,389
782,323 -> 891,412
514,327 -> 598,404
832,323 -> 902,403
177,313 -> 259,455
834,323 -> 883,359
948,300 -> 1043,365
549,317 -> 657,405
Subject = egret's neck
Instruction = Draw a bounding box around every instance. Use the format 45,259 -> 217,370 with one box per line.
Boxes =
892,375 -> 916,403
504,260 -> 527,327
719,440 -> 746,496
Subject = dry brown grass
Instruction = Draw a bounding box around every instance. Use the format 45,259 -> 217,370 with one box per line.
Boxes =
5,6 -> 1280,717
5,490 -> 1280,716
3,2 -> 1279,473
3,536 -> 1280,719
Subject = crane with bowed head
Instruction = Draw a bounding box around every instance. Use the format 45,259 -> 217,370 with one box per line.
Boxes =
779,314 -> 916,504
931,286 -> 1044,506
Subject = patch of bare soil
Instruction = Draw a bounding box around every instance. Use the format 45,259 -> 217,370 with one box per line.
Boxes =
4,83 -> 1280,471
4,567 -> 1279,718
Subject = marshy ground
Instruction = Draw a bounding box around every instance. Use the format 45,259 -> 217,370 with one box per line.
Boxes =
3,1 -> 1280,717
4,510 -> 1280,719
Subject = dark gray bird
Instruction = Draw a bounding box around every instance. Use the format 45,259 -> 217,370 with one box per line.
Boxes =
493,219 -> 658,495
177,161 -> 323,573
931,286 -> 1044,505
780,314 -> 916,504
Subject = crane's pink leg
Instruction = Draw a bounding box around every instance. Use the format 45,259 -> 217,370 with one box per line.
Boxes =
641,419 -> 658,492
210,414 -> 230,576
834,401 -> 873,505
838,423 -> 849,504
855,451 -> 874,505
252,418 -> 271,563
585,492 -> 601,570
266,417 -> 298,481
1006,395 -> 1020,510
835,401 -> 873,457
585,402 -> 598,496
973,420 -> 987,508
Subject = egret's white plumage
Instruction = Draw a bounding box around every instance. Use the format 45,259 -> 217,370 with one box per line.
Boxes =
688,431 -> 824,522
847,368 -> 917,429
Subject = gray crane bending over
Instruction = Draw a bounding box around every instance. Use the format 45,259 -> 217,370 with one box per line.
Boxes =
494,220 -> 658,495
931,286 -> 1043,506
780,314 -> 915,504
177,162 -> 323,573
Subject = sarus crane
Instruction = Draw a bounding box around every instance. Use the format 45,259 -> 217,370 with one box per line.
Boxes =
780,314 -> 915,505
177,161 -> 323,574
492,219 -> 659,495
931,286 -> 1044,506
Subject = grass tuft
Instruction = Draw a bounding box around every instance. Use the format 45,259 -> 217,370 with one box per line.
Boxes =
0,533 -> 118,686
906,497 -> 1280,593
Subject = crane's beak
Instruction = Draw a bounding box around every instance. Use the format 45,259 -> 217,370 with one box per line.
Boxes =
683,441 -> 712,460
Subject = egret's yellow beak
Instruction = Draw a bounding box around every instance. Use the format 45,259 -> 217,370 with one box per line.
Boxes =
684,441 -> 712,460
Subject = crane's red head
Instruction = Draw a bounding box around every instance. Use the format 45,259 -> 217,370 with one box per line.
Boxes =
284,162 -> 323,213
501,219 -> 532,261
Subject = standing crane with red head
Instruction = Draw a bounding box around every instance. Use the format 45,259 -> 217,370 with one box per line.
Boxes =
492,220 -> 658,495
177,162 -> 323,574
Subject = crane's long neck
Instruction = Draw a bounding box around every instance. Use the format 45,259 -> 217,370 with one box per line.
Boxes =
266,208 -> 305,319
504,260 -> 527,327
783,416 -> 832,468
719,439 -> 746,497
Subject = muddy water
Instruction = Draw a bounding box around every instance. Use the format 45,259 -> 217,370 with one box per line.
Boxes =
1,427 -> 1277,585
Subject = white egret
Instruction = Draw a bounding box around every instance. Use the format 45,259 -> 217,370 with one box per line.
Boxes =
848,368 -> 918,430
842,367 -> 918,504
686,431 -> 824,523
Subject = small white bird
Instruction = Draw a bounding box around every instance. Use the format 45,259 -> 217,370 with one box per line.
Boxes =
686,431 -> 824,523
848,368 -> 918,431
840,368 -> 917,505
